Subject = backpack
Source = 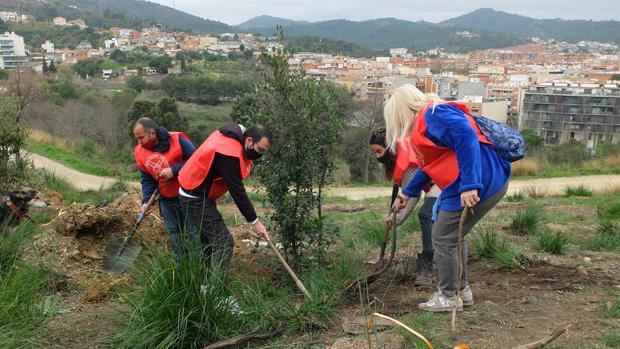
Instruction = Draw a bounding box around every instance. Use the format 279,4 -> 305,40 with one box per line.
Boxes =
467,112 -> 526,162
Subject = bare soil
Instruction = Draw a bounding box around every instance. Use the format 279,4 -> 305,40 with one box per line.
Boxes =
24,188 -> 620,349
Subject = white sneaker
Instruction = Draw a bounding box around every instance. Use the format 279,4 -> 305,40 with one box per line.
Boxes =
460,286 -> 474,307
418,290 -> 463,313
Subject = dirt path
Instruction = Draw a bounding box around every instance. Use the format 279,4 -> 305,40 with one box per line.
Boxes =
328,174 -> 620,200
28,153 -> 138,191
29,152 -> 620,199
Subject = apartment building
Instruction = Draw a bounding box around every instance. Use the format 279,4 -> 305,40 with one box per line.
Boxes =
520,82 -> 620,148
0,32 -> 27,70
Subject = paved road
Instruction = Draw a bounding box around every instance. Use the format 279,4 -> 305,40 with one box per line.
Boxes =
29,152 -> 620,199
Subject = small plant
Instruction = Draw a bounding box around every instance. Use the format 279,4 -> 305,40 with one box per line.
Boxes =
472,227 -> 522,268
582,221 -> 620,251
505,192 -> 526,202
522,185 -> 545,199
535,230 -> 569,255
598,200 -> 620,220
601,298 -> 620,319
565,185 -> 593,197
511,200 -> 544,234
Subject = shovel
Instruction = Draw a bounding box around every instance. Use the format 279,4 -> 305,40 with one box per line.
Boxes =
103,189 -> 159,273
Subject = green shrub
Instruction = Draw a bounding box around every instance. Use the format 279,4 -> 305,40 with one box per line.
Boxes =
535,230 -> 569,255
472,228 -> 522,268
565,185 -> 593,197
511,201 -> 544,234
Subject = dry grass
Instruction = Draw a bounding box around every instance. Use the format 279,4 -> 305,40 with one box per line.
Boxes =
522,185 -> 546,198
600,185 -> 620,195
28,129 -> 76,149
511,158 -> 541,176
606,154 -> 620,168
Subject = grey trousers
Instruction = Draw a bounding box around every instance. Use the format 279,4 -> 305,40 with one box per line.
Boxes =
432,182 -> 508,297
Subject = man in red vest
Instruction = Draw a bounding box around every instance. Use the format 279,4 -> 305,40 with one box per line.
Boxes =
133,117 -> 197,258
178,122 -> 271,272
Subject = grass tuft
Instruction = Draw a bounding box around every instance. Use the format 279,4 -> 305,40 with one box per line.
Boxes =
565,185 -> 593,197
111,248 -> 249,348
0,222 -> 52,348
581,220 -> 620,251
505,192 -> 526,202
472,227 -> 522,268
601,298 -> 620,319
598,200 -> 620,220
534,230 -> 569,255
511,200 -> 544,234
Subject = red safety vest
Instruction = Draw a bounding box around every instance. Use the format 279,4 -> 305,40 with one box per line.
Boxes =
134,132 -> 189,198
392,140 -> 417,185
178,131 -> 252,200
411,102 -> 491,189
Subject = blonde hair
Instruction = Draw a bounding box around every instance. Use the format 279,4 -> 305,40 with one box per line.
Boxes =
383,84 -> 440,153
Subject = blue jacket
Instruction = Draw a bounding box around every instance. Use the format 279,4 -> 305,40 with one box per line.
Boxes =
403,104 -> 511,211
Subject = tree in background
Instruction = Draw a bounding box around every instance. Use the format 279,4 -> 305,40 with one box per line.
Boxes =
231,28 -> 352,267
0,72 -> 42,188
126,76 -> 147,92
148,55 -> 173,74
73,59 -> 100,79
126,97 -> 188,141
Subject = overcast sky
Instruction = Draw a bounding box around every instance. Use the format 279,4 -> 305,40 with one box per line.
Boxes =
149,0 -> 619,25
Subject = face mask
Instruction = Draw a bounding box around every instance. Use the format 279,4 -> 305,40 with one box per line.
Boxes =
376,151 -> 390,164
245,143 -> 263,160
143,138 -> 156,150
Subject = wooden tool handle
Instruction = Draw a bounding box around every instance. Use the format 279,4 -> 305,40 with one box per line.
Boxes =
266,238 -> 312,300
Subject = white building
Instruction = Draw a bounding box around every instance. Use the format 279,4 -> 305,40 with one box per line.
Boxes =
105,38 -> 118,49
41,40 -> 55,54
52,17 -> 67,26
0,11 -> 18,22
389,48 -> 408,57
0,32 -> 27,70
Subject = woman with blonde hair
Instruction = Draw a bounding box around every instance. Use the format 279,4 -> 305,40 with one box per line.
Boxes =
387,84 -> 511,312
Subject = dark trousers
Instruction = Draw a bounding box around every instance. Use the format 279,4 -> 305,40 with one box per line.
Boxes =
158,197 -> 197,259
180,194 -> 233,273
418,197 -> 436,257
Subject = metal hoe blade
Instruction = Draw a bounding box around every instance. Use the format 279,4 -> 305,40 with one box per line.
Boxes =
103,232 -> 142,273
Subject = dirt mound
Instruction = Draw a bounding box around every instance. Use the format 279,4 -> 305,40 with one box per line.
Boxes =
53,190 -> 168,244
24,190 -> 168,290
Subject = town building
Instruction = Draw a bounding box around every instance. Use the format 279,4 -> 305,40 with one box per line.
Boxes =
520,82 -> 620,148
0,32 -> 27,70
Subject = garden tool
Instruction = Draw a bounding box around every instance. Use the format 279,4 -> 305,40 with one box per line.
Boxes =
103,189 -> 159,273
